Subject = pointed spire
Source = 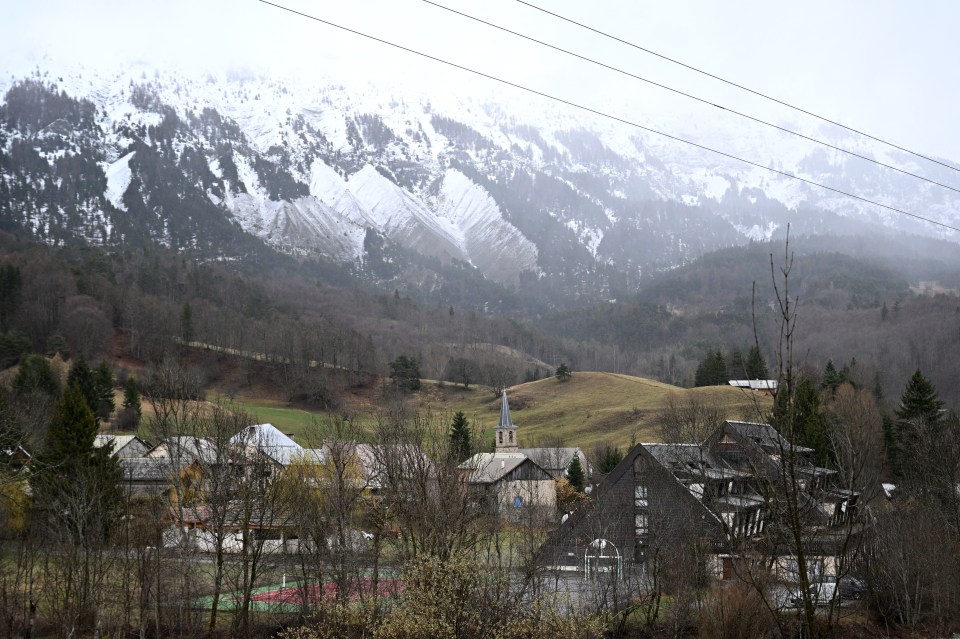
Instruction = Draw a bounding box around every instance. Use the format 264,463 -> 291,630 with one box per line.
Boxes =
498,391 -> 515,429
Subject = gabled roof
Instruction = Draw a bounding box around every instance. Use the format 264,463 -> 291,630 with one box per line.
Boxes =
519,447 -> 583,472
94,434 -> 151,455
231,423 -> 302,465
460,452 -> 539,483
725,420 -> 814,454
147,436 -> 220,465
232,424 -> 298,449
643,443 -> 750,480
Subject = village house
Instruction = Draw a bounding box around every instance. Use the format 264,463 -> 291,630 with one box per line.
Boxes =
459,392 -> 557,521
543,419 -> 862,580
230,423 -> 326,478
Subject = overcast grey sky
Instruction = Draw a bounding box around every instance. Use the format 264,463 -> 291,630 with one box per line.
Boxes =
3,0 -> 959,163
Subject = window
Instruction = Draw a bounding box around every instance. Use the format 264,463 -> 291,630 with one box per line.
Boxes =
635,513 -> 648,535
498,431 -> 503,444
509,430 -> 514,442
634,485 -> 648,507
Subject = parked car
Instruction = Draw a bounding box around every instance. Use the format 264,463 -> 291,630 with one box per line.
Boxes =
789,575 -> 866,607
837,575 -> 866,600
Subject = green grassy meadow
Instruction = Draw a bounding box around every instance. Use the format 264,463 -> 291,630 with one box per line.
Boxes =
210,372 -> 771,451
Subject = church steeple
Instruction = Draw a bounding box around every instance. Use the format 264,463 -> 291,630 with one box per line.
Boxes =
495,391 -> 518,452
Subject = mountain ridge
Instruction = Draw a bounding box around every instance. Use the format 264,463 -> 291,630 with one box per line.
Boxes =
2,61 -> 959,304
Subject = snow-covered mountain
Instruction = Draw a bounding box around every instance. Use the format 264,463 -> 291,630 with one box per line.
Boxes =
1,61 -> 958,297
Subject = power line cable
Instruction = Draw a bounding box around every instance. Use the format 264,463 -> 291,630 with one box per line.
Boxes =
423,0 -> 960,196
425,2 -> 960,197
255,0 -> 960,234
515,0 -> 960,176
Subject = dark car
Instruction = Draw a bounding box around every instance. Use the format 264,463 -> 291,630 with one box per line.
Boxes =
838,575 -> 866,600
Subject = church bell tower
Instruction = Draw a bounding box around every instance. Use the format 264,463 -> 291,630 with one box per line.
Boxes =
495,391 -> 518,452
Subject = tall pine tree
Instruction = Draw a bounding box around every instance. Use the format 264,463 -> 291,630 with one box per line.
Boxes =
890,369 -> 944,480
67,356 -> 98,417
566,454 -> 585,492
449,411 -> 471,463
745,345 -> 768,379
694,350 -> 729,386
93,361 -> 115,421
896,369 -> 944,428
34,386 -> 123,541
117,375 -> 142,430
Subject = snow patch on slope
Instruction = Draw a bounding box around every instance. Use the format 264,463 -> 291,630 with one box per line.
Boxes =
103,151 -> 134,210
435,169 -> 539,282
349,165 -> 464,262
310,160 -> 377,229
733,221 -> 780,242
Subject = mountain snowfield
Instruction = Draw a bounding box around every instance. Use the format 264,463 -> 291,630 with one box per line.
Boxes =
2,60 -> 959,287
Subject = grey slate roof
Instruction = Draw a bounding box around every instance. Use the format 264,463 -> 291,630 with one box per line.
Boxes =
94,434 -> 151,458
726,420 -> 814,454
120,457 -> 174,482
519,447 -> 584,474
460,452 -> 529,483
147,437 -> 220,465
643,443 -> 749,479
231,423 -> 303,465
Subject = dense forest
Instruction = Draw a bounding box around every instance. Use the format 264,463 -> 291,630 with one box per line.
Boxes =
2,225 -> 960,411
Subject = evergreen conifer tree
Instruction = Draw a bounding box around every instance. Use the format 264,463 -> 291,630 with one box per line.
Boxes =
67,356 -> 98,416
93,361 -> 115,421
745,345 -> 768,379
695,350 -> 728,386
890,369 -> 944,480
773,376 -> 827,465
566,454 -> 585,492
389,355 -> 421,392
596,445 -> 624,474
13,354 -> 60,397
555,362 -> 572,382
118,375 -> 142,430
122,376 -> 141,419
34,386 -> 123,540
822,360 -> 838,388
449,411 -> 471,463
794,377 -> 828,466
729,348 -> 745,378
896,369 -> 943,428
